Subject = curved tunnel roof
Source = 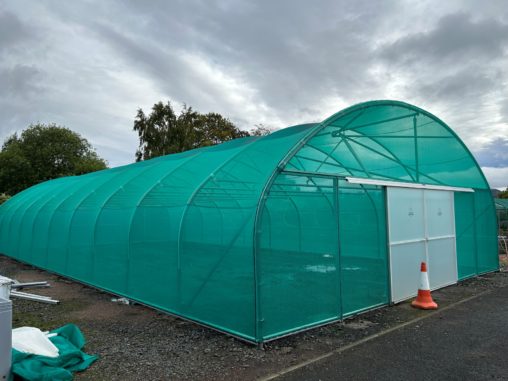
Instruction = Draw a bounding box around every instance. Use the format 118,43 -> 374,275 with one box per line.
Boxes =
0,100 -> 492,342
0,122 -> 315,224
282,100 -> 489,190
0,100 -> 489,227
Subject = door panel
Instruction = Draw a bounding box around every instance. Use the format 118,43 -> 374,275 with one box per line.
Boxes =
390,241 -> 426,302
387,187 -> 458,303
258,174 -> 340,339
425,190 -> 457,290
426,190 -> 454,238
427,237 -> 457,289
338,181 -> 389,315
387,188 -> 425,243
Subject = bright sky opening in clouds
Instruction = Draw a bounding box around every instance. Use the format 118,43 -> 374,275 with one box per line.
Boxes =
0,0 -> 507,188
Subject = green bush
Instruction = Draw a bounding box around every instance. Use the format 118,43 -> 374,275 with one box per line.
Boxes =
0,193 -> 11,205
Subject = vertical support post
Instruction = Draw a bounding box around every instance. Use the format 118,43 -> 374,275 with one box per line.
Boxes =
472,193 -> 479,275
333,177 -> 342,318
413,115 -> 420,183
253,193 -> 265,343
383,186 -> 392,304
423,189 -> 429,265
450,192 -> 459,282
287,197 -> 302,253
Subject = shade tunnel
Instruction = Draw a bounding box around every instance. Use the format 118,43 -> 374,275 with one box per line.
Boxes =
0,100 -> 498,342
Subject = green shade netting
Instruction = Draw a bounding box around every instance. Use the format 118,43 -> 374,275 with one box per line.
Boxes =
0,100 -> 498,342
495,199 -> 508,208
495,198 -> 508,233
10,324 -> 97,381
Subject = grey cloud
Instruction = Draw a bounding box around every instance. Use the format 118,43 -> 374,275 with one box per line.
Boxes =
380,13 -> 508,64
84,1 -> 398,114
89,21 -> 250,119
0,65 -> 45,145
94,20 -> 205,87
416,69 -> 497,102
474,138 -> 508,167
481,167 -> 508,189
0,65 -> 43,98
0,9 -> 32,50
371,10 -> 508,153
501,99 -> 508,123
0,0 -> 506,184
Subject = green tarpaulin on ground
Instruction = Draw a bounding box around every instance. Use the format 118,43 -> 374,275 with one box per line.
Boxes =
10,324 -> 97,381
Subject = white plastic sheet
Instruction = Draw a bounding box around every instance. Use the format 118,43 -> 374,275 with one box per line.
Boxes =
12,327 -> 59,358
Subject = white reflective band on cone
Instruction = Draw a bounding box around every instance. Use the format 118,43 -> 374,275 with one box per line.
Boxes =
420,270 -> 430,290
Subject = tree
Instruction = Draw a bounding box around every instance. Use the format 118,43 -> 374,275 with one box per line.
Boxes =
250,124 -> 274,136
196,112 -> 249,147
499,187 -> 508,199
0,123 -> 107,196
133,101 -> 249,161
0,193 -> 10,205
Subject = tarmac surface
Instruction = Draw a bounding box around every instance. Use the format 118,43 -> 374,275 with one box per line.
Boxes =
275,284 -> 508,381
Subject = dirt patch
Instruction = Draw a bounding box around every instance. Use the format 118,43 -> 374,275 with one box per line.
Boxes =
2,255 -> 507,381
344,319 -> 377,330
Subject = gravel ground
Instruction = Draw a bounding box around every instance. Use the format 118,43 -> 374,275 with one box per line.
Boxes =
2,254 -> 507,381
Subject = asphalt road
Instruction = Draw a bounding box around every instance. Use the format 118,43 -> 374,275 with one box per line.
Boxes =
277,285 -> 508,381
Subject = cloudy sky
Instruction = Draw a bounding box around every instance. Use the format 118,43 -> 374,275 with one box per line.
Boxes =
1,0 -> 507,188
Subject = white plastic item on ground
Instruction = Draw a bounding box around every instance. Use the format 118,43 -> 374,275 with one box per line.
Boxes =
12,327 -> 59,358
0,275 -> 13,300
111,297 -> 130,305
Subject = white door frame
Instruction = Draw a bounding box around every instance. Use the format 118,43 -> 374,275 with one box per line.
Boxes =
386,187 -> 459,302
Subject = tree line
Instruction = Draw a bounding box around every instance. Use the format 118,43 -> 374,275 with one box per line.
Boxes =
0,101 -> 272,202
0,124 -> 107,199
133,102 -> 268,161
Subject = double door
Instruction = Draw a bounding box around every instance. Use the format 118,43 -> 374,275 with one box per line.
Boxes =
387,187 -> 457,303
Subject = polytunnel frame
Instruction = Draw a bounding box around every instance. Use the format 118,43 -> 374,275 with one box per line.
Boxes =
0,141 -> 268,345
0,100 -> 496,345
252,100 -> 495,343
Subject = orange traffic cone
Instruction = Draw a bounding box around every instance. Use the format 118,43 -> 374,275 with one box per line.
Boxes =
411,262 -> 438,310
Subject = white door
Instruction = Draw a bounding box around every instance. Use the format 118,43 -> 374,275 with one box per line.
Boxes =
425,190 -> 457,290
387,187 -> 457,303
